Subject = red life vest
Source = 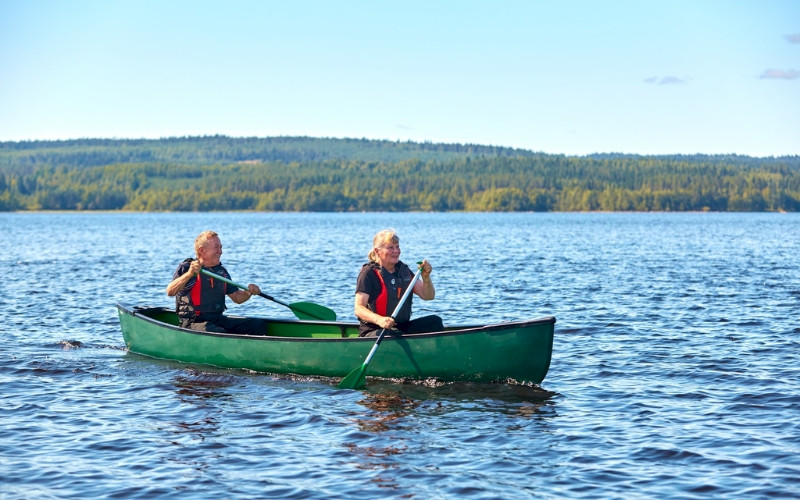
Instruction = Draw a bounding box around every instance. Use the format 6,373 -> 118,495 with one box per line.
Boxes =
368,262 -> 413,323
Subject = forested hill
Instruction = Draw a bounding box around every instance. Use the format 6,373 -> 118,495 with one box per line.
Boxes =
0,136 -> 536,169
1,135 -> 798,212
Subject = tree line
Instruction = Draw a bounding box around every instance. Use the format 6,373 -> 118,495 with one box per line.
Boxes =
1,136 -> 798,212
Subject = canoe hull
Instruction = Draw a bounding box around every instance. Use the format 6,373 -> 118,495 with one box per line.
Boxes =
117,304 -> 555,384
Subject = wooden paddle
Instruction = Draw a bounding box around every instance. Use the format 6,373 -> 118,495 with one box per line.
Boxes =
200,269 -> 336,321
338,263 -> 423,390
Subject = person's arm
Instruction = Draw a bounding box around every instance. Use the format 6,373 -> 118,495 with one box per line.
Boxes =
229,283 -> 260,304
166,260 -> 201,296
412,259 -> 435,300
355,292 -> 395,329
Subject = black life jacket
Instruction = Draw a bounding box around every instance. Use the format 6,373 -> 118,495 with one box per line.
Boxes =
175,259 -> 230,319
367,261 -> 413,324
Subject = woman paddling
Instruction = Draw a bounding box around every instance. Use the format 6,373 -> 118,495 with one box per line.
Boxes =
354,228 -> 443,337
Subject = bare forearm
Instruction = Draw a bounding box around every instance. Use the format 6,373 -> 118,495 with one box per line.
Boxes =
354,294 -> 395,329
229,289 -> 252,304
355,303 -> 381,324
419,279 -> 435,300
167,260 -> 201,296
417,259 -> 435,300
166,272 -> 193,296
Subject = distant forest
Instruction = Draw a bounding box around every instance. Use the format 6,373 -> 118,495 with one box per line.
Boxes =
1,135 -> 799,212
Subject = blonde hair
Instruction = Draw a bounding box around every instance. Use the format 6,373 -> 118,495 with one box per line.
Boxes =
368,228 -> 399,263
194,230 -> 219,256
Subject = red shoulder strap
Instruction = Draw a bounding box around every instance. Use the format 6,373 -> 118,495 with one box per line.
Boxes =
372,268 -> 389,316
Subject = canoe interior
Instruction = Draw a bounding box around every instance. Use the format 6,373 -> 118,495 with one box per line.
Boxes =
136,306 -> 363,338
127,305 -> 479,339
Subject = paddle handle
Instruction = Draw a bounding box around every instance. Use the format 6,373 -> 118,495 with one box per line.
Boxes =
200,268 -> 283,304
362,265 -> 424,364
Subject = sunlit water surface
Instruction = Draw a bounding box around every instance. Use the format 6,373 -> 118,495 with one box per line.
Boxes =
1,212 -> 799,498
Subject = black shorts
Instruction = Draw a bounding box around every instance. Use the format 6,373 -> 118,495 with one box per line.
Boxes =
360,314 -> 443,337
180,315 -> 268,335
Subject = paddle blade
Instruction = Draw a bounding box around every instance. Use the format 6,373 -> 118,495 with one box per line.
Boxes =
289,302 -> 337,321
338,364 -> 367,390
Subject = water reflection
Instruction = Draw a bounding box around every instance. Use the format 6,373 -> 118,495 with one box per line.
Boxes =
173,369 -> 237,403
342,380 -> 558,494
161,369 -> 238,472
343,390 -> 420,493
364,380 -> 557,417
346,380 -> 557,440
355,390 -> 422,433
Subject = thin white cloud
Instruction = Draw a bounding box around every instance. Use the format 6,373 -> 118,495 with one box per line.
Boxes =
759,68 -> 800,80
644,76 -> 686,85
785,33 -> 800,44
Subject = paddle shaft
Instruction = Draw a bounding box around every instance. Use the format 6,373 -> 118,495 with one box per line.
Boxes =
199,268 -> 337,321
361,266 -> 424,366
200,268 -> 286,305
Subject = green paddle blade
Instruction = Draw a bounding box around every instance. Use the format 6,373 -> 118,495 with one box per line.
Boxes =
289,301 -> 337,321
338,364 -> 367,389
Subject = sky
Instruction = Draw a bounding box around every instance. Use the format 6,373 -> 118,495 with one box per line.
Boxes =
1,0 -> 798,157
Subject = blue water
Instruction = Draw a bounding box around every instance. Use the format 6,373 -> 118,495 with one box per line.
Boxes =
2,212 -> 799,499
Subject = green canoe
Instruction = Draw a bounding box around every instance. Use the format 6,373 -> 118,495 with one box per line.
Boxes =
117,304 -> 556,385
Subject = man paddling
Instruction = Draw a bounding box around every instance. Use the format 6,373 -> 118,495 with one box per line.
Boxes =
166,230 -> 267,335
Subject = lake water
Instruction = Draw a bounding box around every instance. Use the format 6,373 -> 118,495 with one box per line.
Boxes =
1,212 -> 799,499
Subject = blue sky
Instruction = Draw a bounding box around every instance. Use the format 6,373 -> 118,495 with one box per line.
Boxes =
1,0 -> 798,156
